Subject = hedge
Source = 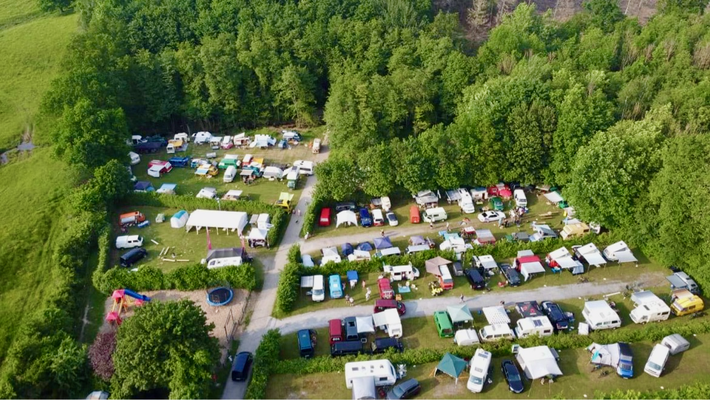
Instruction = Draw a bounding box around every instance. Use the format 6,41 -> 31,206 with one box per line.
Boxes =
300,196 -> 321,238
126,192 -> 287,245
245,329 -> 281,399
597,382 -> 710,399
94,263 -> 257,295
272,318 -> 710,375
91,227 -> 113,292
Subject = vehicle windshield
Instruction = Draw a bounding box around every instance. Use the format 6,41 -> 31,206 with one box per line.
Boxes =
392,386 -> 405,397
470,376 -> 483,385
648,362 -> 661,371
620,362 -> 633,371
313,289 -> 324,296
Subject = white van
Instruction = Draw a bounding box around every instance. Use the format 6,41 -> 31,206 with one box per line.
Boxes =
293,160 -> 314,176
582,300 -> 621,330
223,166 -> 237,183
174,132 -> 189,142
454,329 -> 480,347
422,207 -> 448,222
514,189 -> 527,207
383,263 -> 420,281
372,209 -> 385,226
515,316 -> 554,338
128,151 -> 141,165
312,275 -> 325,302
192,131 -> 212,144
644,344 -> 670,378
374,247 -> 402,258
478,324 -> 515,342
115,235 -> 144,249
467,349 -> 492,393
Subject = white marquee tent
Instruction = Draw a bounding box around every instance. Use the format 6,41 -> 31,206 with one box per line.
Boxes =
515,346 -> 562,379
336,210 -> 358,228
356,316 -> 375,334
185,209 -> 248,235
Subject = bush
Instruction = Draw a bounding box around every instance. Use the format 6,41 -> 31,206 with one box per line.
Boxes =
88,332 -> 117,381
287,244 -> 302,264
245,329 -> 281,399
274,263 -> 301,315
300,196 -> 321,237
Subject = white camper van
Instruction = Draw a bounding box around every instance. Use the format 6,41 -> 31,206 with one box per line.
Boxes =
478,324 -> 515,342
293,160 -> 314,176
644,344 -> 670,378
422,207 -> 448,222
629,291 -> 671,324
174,132 -> 189,143
383,263 -> 420,281
514,316 -> 554,338
192,131 -> 212,144
223,166 -> 237,183
312,275 -> 325,302
454,329 -> 480,347
467,349 -> 492,393
344,360 -> 398,389
372,209 -> 385,226
128,151 -> 141,165
115,235 -> 144,249
514,189 -> 527,207
582,300 -> 621,330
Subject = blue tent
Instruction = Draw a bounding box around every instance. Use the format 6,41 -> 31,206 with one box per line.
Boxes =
373,237 -> 393,250
356,242 -> 374,251
346,270 -> 358,285
342,243 -> 354,257
134,181 -> 154,192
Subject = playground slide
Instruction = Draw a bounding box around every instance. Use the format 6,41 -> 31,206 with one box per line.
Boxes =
123,288 -> 151,302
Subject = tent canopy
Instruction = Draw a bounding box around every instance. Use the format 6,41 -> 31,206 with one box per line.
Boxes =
185,209 -> 248,234
447,304 -> 473,323
588,343 -> 622,367
356,242 -> 374,251
322,247 -> 339,257
477,255 -> 498,270
342,243 -> 354,256
347,270 -> 359,283
516,346 -> 563,379
425,257 -> 453,275
373,308 -> 401,328
356,316 -> 375,334
615,251 -> 638,263
556,257 -> 581,269
520,262 -> 546,281
374,237 -> 393,250
336,210 -> 357,228
543,191 -> 565,204
410,236 -> 426,245
248,228 -> 268,240
482,306 -> 510,324
435,353 -> 468,381
548,247 -> 571,260
577,243 -> 607,266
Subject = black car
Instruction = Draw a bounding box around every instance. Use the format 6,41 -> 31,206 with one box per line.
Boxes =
541,301 -> 570,331
386,378 -> 421,399
335,202 -> 357,212
501,360 -> 524,394
231,351 -> 253,381
501,263 -> 521,286
465,268 -> 486,290
371,337 -> 404,354
120,247 -> 148,268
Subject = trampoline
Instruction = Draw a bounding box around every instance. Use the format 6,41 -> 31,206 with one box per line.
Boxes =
206,287 -> 234,306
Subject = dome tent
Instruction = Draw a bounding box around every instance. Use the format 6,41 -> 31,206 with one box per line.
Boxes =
171,210 -> 189,228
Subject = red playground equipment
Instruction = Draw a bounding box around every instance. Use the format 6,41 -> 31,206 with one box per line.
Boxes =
105,288 -> 151,326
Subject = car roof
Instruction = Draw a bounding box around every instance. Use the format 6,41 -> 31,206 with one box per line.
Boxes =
399,379 -> 418,389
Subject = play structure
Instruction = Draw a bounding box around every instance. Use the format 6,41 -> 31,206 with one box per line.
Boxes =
105,289 -> 151,326
207,287 -> 234,306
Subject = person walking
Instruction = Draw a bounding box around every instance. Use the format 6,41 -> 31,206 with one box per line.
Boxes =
349,297 -> 355,306
366,288 -> 371,301
429,221 -> 434,229
381,229 -> 385,237
446,222 -> 450,232
460,294 -> 465,303
362,280 -> 367,290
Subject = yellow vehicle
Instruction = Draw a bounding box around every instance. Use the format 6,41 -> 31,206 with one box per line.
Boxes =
670,289 -> 704,316
195,164 -> 218,178
560,222 -> 590,240
275,192 -> 294,213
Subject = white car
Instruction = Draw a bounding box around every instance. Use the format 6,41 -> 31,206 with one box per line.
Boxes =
478,211 -> 505,223
386,211 -> 399,226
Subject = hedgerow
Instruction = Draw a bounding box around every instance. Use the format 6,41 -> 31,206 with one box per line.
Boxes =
245,329 -> 281,399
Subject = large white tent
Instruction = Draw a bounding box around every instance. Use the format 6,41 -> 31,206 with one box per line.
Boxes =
356,316 -> 375,334
543,191 -> 565,204
575,243 -> 607,266
548,247 -> 583,271
185,209 -> 248,235
336,210 -> 358,228
520,260 -> 546,281
515,346 -> 562,379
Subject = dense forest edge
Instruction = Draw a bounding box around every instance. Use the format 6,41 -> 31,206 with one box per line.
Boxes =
1,0 -> 710,397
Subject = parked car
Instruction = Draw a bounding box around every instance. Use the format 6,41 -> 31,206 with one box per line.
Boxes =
618,343 -> 634,379
501,360 -> 524,394
386,378 -> 421,399
478,210 -> 505,223
230,351 -> 253,381
465,268 -> 486,290
489,196 -> 504,211
541,301 -> 570,331
371,337 -> 404,354
120,247 -> 148,268
386,211 -> 399,226
335,202 -> 357,212
359,207 -> 373,227
501,263 -> 521,286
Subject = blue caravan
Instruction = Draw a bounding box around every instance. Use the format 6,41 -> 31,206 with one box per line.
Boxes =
329,275 -> 343,299
359,208 -> 372,227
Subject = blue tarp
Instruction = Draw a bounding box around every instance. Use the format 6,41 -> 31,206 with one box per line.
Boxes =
373,237 -> 393,250
347,270 -> 358,283
342,243 -> 354,257
356,242 -> 374,251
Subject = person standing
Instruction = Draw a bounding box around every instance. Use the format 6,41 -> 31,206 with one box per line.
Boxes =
381,229 -> 385,237
460,294 -> 465,303
429,221 -> 434,229
366,287 -> 371,301
446,222 -> 450,232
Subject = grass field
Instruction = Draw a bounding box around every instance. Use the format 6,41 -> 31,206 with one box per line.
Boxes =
0,13 -> 77,149
0,148 -> 75,364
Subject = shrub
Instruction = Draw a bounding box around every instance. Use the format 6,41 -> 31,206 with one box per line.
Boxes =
245,329 -> 281,399
88,332 -> 117,381
287,244 -> 302,264
274,263 -> 301,315
300,196 -> 321,237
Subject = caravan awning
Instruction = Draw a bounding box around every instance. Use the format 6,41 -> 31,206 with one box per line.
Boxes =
548,247 -> 571,260
478,255 -> 498,270
425,256 -> 452,276
482,306 -> 510,325
556,257 -> 581,269
516,346 -> 562,379
615,251 -> 638,263
543,191 -> 564,204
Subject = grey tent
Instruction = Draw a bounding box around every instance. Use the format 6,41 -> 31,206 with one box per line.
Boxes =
447,304 -> 474,324
425,256 -> 453,276
374,237 -> 393,250
409,236 -> 426,246
434,353 -> 468,383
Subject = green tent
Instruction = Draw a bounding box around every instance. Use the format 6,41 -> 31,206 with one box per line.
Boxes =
447,304 -> 473,324
434,352 -> 468,383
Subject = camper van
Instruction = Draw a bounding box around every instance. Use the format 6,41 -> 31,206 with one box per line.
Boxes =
438,265 -> 454,290
560,222 -> 591,240
513,189 -> 527,207
582,300 -> 621,330
372,209 -> 385,226
670,289 -> 704,316
293,160 -> 314,176
312,275 -> 325,302
467,349 -> 492,393
644,344 -> 670,378
115,235 -> 144,249
478,324 -> 515,342
422,207 -> 448,223
223,166 -> 237,183
668,272 -> 700,294
661,334 -> 690,355
514,316 -> 554,338
128,151 -> 141,165
383,263 -> 420,281
344,360 -> 398,389
329,275 -> 343,298
629,291 -> 671,324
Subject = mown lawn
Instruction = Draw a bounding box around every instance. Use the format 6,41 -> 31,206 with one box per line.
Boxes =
0,148 -> 75,365
0,13 -> 77,149
267,332 -> 710,399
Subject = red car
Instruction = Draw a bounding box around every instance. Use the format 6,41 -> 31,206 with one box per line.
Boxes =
378,278 -> 394,299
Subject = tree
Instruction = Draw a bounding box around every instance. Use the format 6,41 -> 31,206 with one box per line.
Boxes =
583,0 -> 624,33
111,300 -> 219,399
275,65 -> 318,126
502,100 -> 556,183
38,0 -> 72,12
358,143 -> 397,197
658,0 -> 708,14
314,157 -> 362,201
92,159 -> 132,204
89,332 -> 117,381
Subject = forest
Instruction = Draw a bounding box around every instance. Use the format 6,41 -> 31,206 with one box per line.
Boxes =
3,0 -> 709,397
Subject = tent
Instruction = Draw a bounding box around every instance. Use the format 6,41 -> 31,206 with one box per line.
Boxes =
576,243 -> 607,266
374,237 -> 393,250
342,243 -> 354,257
185,209 -> 248,235
587,343 -> 623,368
515,346 -> 563,379
372,309 -> 402,337
434,353 -> 468,383
425,256 -> 453,276
322,247 -> 342,264
409,236 -> 427,246
348,250 -> 372,261
157,183 -> 177,194
482,306 -> 510,325
519,259 -> 546,281
302,254 -> 315,267
347,270 -> 359,288
248,228 -> 268,241
543,191 -> 565,204
336,210 -> 358,228
356,242 -> 374,251
476,255 -> 498,270
547,247 -> 583,272
356,316 -> 375,334
447,304 -> 473,324
170,210 -> 189,228
474,229 -> 496,245
351,377 -> 376,400
134,181 -> 154,192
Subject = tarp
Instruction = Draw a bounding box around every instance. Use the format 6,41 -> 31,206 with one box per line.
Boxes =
356,316 -> 375,334
576,243 -> 607,266
185,209 -> 248,234
435,353 -> 468,382
347,270 -> 359,283
615,251 -> 638,264
336,210 -> 358,228
374,237 -> 393,250
543,191 -> 565,204
477,255 -> 498,270
356,242 -> 374,251
425,257 -> 452,276
515,346 -> 563,379
248,228 -> 268,240
482,306 -> 510,324
342,243 -> 354,257
447,304 -> 473,323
